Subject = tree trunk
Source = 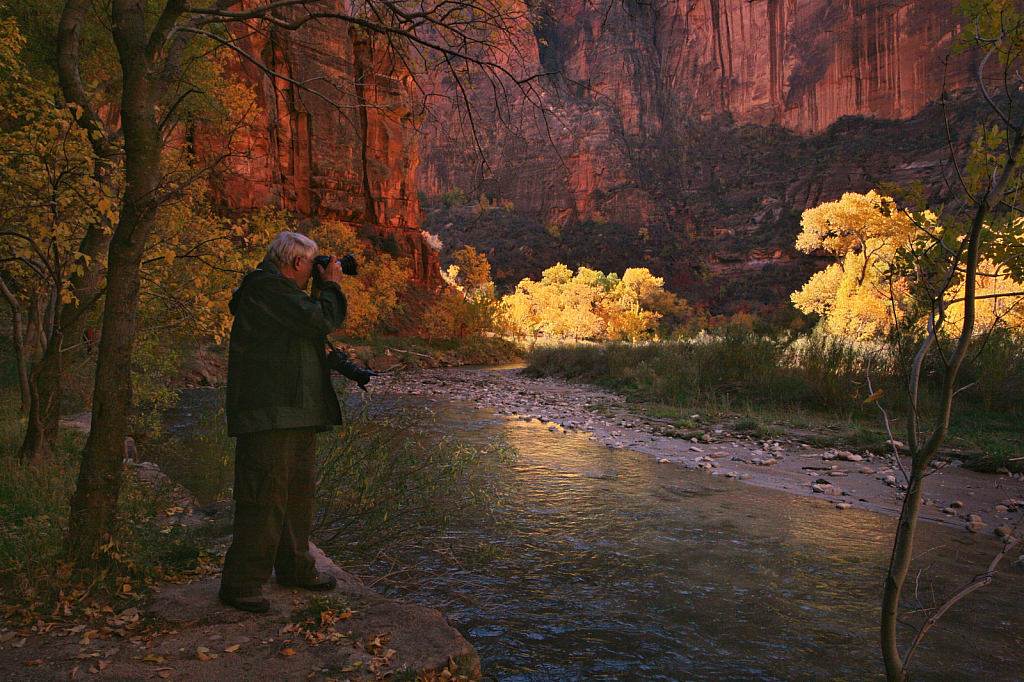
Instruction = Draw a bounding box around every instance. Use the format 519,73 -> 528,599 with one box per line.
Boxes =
0,275 -> 30,413
880,460 -> 928,682
66,0 -> 161,563
67,243 -> 146,560
19,329 -> 62,462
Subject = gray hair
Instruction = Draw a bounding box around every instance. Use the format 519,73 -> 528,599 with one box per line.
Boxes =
265,231 -> 317,269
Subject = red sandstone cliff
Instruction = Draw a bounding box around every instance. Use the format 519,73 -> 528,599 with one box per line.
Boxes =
420,0 -> 974,227
417,0 -> 987,310
206,3 -> 441,287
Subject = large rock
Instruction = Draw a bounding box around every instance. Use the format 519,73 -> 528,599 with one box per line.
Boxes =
147,544 -> 480,680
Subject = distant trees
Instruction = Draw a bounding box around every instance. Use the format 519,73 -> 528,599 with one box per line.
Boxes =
501,263 -> 687,341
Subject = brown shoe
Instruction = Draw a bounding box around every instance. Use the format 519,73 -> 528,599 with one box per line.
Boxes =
277,572 -> 337,592
219,592 -> 270,613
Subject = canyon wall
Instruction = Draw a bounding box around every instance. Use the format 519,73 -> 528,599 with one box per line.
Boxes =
419,0 -> 984,309
202,0 -> 983,308
208,4 -> 441,287
422,0 -> 972,220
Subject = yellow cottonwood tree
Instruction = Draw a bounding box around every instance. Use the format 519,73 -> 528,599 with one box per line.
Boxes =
308,221 -> 409,338
791,191 -> 924,339
502,264 -> 680,341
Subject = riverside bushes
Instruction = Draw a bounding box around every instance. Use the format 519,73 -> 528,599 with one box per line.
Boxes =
313,397 -> 511,555
527,330 -> 1024,434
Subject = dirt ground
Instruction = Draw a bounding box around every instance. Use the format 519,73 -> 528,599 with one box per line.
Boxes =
0,541 -> 478,682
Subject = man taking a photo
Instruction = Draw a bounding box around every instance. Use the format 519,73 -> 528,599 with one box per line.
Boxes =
219,230 -> 347,613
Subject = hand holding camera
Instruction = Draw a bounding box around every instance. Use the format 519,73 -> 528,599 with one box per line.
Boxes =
326,349 -> 378,391
312,253 -> 357,289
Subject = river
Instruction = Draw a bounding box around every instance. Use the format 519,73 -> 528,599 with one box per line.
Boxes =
163,375 -> 1023,682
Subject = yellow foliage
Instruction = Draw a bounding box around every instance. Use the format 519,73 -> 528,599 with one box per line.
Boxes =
795,191 -> 920,257
0,19 -> 110,320
502,264 -> 680,342
449,245 -> 491,293
791,191 -> 1024,339
791,192 -> 921,339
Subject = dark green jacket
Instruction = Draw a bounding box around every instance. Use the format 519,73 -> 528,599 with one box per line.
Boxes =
225,260 -> 347,437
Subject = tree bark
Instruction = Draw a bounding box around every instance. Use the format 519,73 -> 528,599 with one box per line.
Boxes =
67,0 -> 163,563
0,275 -> 30,414
879,460 -> 928,682
19,328 -> 62,461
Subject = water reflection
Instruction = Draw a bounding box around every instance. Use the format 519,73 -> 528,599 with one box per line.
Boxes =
163,385 -> 1022,681
366,396 -> 1022,682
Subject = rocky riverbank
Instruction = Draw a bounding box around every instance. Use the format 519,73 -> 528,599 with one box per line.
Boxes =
386,366 -> 1024,539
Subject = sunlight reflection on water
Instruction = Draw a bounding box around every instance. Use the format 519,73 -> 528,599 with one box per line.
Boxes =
166,384 -> 1022,682
364,392 -> 1023,682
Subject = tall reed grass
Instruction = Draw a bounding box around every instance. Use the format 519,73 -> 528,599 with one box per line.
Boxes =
313,396 -> 513,556
527,329 -> 1024,426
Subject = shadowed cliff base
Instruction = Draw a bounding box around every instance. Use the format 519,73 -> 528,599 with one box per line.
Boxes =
424,91 -> 997,316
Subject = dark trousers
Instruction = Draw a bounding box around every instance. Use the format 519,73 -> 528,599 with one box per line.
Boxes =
220,427 -> 318,598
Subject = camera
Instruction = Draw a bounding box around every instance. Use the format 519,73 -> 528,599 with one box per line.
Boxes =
326,349 -> 378,391
312,253 -> 357,289
313,253 -> 357,275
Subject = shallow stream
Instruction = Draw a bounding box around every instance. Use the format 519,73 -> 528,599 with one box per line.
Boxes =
164,376 -> 1022,681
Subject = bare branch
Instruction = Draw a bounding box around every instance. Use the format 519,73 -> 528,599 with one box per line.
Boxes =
902,534 -> 1022,668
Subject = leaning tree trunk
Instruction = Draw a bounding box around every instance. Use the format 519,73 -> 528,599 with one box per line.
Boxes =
66,0 -> 161,563
878,115 -> 1024,681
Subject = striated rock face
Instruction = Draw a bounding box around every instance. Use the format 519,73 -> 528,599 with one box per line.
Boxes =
419,0 -> 981,308
206,3 -> 442,287
422,0 -> 971,211
554,0 -> 970,135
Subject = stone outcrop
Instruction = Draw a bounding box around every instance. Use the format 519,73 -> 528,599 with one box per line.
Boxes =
205,2 -> 442,287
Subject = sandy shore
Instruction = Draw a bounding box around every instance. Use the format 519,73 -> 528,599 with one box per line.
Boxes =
386,366 -> 1024,539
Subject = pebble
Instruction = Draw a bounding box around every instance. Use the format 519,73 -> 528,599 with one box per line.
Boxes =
658,458 -> 671,464
884,476 -> 897,486
966,521 -> 988,533
836,503 -> 853,510
942,507 -> 957,515
840,453 -> 863,462
859,467 -> 876,475
969,514 -> 983,523
995,505 -> 1009,513
950,501 -> 965,508
995,525 -> 1013,537
689,446 -> 703,452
